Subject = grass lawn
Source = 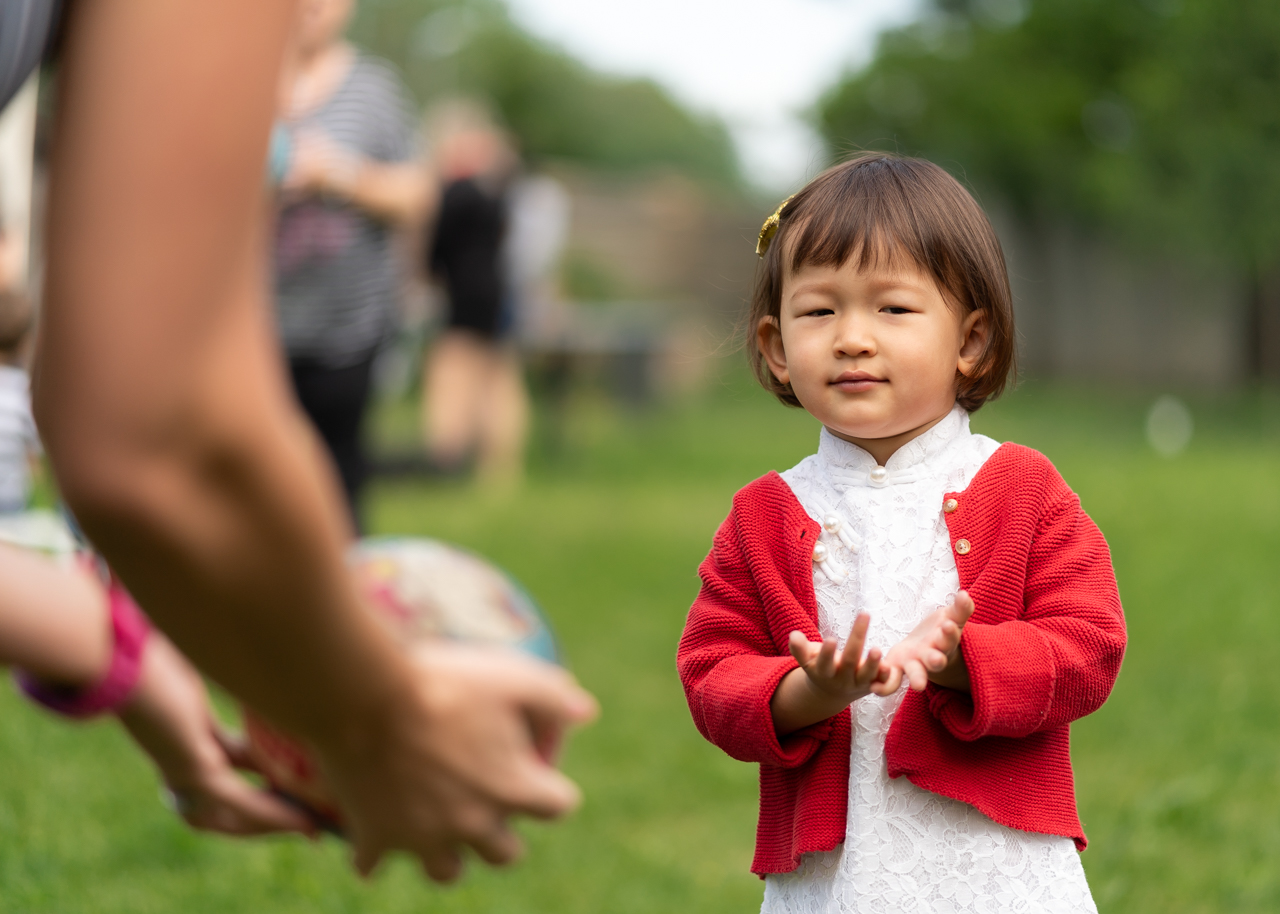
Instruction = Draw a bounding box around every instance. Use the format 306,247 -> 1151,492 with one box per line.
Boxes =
1,368 -> 1279,913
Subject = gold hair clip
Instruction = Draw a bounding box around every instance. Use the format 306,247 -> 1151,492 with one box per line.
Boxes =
756,194 -> 796,257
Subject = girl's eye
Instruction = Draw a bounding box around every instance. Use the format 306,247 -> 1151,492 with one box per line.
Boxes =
882,306 -> 912,315
802,308 -> 835,317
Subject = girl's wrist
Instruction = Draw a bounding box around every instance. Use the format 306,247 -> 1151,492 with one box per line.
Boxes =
772,666 -> 861,735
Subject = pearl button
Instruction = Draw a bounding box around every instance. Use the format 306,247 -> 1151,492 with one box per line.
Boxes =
943,498 -> 959,513
869,466 -> 889,486
954,538 -> 971,555
812,542 -> 828,562
823,514 -> 842,532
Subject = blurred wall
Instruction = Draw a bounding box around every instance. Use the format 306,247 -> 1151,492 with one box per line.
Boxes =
995,212 -> 1250,387
550,165 -> 759,321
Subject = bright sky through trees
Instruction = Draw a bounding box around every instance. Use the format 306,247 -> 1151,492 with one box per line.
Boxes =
502,0 -> 919,190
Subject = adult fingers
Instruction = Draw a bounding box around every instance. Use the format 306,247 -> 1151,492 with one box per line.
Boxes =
511,660 -> 598,729
418,846 -> 465,884
465,819 -> 525,866
352,834 -> 387,879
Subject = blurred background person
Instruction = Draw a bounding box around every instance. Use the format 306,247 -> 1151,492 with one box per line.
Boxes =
275,0 -> 430,530
0,287 -> 37,516
422,103 -> 530,487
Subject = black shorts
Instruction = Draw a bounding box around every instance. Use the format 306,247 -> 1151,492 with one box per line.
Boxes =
0,0 -> 63,112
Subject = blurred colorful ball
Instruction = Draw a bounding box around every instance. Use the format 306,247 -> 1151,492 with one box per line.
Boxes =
243,537 -> 560,827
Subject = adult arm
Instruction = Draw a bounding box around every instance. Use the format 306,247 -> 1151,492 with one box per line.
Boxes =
34,0 -> 592,880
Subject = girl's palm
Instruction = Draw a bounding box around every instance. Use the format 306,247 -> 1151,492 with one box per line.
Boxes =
789,613 -> 886,703
873,591 -> 975,695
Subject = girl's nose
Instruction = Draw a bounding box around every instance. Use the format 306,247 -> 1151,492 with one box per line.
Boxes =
833,315 -> 875,358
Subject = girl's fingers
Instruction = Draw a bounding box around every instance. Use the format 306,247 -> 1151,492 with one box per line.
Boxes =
839,614 -> 871,670
951,591 -> 976,624
855,649 -> 881,686
904,660 -> 929,691
921,648 -> 949,672
788,631 -> 816,666
873,664 -> 903,696
815,637 -> 839,681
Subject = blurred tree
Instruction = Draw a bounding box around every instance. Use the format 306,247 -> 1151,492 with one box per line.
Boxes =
817,0 -> 1280,374
350,0 -> 740,188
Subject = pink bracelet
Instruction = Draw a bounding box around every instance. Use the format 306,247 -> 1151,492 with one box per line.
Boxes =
16,578 -> 152,718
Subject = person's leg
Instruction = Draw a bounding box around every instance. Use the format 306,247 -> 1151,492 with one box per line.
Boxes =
422,329 -> 486,471
288,355 -> 375,532
475,344 -> 529,488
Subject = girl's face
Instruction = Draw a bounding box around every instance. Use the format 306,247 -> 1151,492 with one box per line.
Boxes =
758,253 -> 988,454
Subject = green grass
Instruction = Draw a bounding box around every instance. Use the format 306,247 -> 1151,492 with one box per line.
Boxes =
2,369 -> 1280,912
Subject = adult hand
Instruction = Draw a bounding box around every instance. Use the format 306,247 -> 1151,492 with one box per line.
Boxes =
316,643 -> 598,883
874,591 -> 975,695
117,634 -> 316,837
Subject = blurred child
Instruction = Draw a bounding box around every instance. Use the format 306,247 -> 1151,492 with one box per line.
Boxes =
0,286 -> 38,514
677,154 -> 1126,913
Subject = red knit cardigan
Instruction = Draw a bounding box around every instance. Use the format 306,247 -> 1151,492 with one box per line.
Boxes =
677,443 -> 1126,876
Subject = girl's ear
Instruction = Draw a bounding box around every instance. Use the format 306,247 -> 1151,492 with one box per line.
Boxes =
956,309 -> 989,377
757,316 -> 789,386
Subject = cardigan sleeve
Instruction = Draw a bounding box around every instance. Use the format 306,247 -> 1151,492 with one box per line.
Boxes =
678,510 -> 835,769
929,490 -> 1127,741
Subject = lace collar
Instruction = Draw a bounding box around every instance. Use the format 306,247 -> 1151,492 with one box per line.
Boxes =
817,405 -> 970,489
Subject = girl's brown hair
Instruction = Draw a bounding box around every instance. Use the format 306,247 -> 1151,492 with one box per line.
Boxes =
748,153 -> 1015,412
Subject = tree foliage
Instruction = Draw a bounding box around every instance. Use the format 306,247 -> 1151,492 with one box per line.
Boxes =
351,0 -> 740,187
818,0 -> 1280,271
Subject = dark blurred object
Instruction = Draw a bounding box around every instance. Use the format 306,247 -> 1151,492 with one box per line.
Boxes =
820,0 -> 1280,385
431,177 -> 508,338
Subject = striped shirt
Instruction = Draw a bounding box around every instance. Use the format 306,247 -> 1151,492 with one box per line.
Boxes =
0,0 -> 60,114
0,365 -> 39,512
273,54 -> 417,367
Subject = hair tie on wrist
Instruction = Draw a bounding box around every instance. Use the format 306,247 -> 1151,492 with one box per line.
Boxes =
16,579 -> 152,719
756,193 -> 796,256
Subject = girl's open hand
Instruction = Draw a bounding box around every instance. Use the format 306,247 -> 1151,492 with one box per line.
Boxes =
873,591 -> 976,695
771,614 -> 888,735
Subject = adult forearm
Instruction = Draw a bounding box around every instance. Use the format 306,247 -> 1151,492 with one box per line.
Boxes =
34,0 -> 414,747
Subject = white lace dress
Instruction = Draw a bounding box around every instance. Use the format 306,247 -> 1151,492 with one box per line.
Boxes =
762,406 -> 1097,914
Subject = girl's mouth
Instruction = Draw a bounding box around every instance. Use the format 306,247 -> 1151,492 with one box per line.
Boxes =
831,371 -> 885,393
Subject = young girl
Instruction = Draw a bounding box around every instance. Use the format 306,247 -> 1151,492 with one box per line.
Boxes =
678,153 -> 1125,913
